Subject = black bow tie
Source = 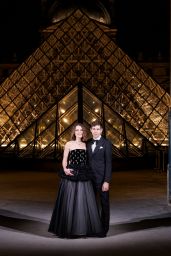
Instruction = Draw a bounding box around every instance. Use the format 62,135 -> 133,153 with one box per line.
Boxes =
92,139 -> 99,144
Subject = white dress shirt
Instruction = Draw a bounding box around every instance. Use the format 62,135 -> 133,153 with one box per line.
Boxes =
91,136 -> 101,152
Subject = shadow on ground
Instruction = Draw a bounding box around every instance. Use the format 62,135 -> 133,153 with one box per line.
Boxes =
1,209 -> 171,238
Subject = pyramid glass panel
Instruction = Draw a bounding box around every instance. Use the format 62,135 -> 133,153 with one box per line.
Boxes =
0,9 -> 170,160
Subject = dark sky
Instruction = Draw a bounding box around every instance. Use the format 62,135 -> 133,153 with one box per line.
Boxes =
116,0 -> 170,59
0,0 -> 169,62
0,0 -> 41,61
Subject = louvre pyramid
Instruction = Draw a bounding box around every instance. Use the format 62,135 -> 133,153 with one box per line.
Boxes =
0,9 -> 170,159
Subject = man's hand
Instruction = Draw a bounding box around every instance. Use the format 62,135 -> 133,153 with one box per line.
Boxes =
102,182 -> 109,192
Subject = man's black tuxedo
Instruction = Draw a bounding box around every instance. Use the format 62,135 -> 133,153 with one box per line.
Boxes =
87,136 -> 112,184
87,136 -> 112,234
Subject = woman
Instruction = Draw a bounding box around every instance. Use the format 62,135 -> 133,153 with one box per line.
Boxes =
48,123 -> 103,238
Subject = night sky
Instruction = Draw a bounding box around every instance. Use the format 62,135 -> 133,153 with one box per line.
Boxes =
0,0 -> 41,62
116,0 -> 170,60
0,0 -> 169,62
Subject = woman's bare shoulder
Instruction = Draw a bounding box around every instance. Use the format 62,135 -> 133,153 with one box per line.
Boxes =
65,141 -> 75,148
66,140 -> 75,144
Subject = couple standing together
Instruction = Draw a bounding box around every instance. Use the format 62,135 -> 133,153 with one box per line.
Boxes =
48,120 -> 112,238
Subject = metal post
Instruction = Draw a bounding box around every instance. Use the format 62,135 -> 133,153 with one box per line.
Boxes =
167,110 -> 171,204
122,121 -> 129,157
77,83 -> 83,123
168,3 -> 171,204
54,102 -> 59,159
101,102 -> 106,138
33,120 -> 38,158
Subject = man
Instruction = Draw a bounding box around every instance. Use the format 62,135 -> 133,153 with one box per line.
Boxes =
87,120 -> 112,236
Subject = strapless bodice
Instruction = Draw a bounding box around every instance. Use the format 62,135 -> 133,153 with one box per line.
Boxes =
68,149 -> 87,167
60,149 -> 91,181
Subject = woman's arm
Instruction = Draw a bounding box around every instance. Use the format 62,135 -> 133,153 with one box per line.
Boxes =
62,142 -> 73,176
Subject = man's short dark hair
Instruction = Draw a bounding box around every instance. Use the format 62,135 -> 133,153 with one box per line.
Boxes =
90,120 -> 103,128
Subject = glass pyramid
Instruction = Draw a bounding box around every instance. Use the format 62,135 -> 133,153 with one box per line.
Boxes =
0,9 -> 170,159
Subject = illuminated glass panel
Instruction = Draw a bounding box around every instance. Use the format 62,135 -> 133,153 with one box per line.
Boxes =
0,9 -> 170,159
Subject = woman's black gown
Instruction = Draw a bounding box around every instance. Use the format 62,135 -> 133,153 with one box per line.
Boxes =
48,149 -> 103,238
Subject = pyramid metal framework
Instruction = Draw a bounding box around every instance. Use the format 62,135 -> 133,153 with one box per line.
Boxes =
0,9 -> 170,159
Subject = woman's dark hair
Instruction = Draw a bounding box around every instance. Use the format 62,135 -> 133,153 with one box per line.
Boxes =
70,123 -> 87,141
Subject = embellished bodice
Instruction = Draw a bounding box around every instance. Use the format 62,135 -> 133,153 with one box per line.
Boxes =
68,149 -> 87,167
60,149 -> 91,181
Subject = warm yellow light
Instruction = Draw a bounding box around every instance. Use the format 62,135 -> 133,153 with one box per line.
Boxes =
1,143 -> 7,147
19,140 -> 26,148
99,17 -> 105,23
60,108 -> 65,114
95,108 -> 99,113
41,144 -> 47,149
20,143 -> 27,148
63,118 -> 68,123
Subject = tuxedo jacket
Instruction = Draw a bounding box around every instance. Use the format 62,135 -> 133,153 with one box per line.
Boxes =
87,137 -> 112,184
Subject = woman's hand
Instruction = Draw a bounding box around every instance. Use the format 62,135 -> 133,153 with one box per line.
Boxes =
64,168 -> 74,176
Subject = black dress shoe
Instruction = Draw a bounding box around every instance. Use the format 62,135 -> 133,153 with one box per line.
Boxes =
97,232 -> 107,238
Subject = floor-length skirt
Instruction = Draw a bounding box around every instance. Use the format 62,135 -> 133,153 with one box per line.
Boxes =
48,178 -> 103,238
